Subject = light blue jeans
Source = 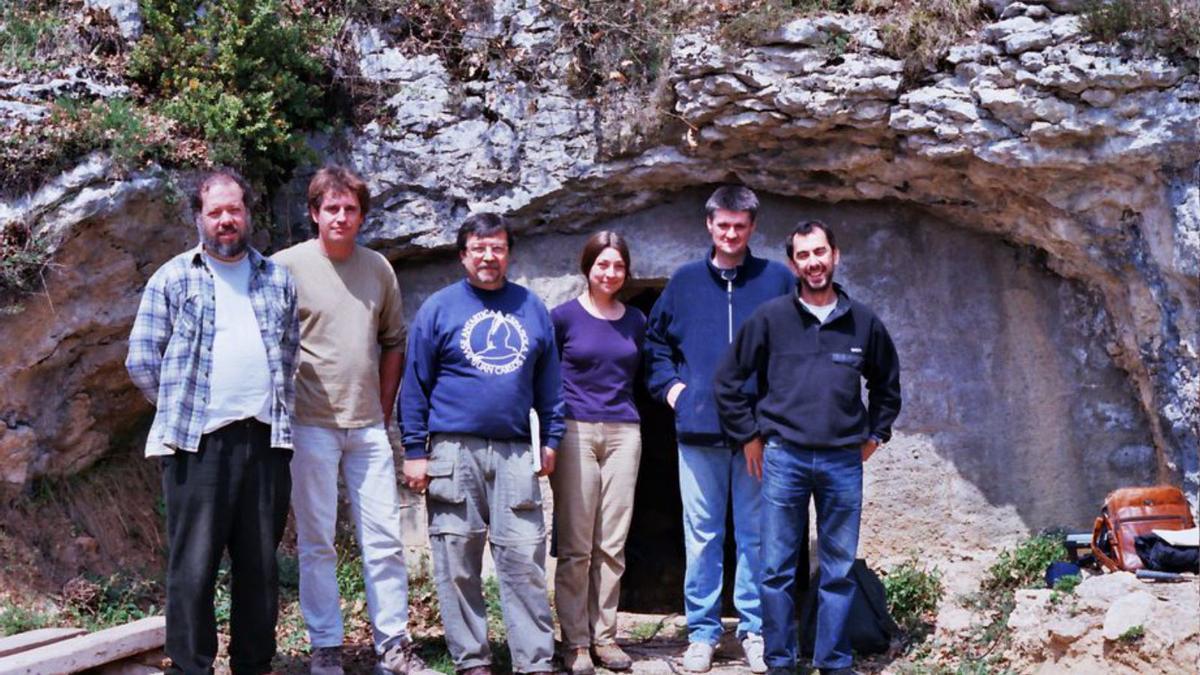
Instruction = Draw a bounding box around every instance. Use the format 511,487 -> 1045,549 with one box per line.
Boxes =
290,422 -> 410,653
678,442 -> 763,644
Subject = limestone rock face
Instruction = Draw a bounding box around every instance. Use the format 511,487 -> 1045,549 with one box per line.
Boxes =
82,0 -> 143,40
1006,573 -> 1200,673
319,4 -> 1197,501
0,157 -> 190,480
1,4 -> 1197,527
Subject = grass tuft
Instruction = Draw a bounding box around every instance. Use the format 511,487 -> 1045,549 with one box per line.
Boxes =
884,557 -> 945,639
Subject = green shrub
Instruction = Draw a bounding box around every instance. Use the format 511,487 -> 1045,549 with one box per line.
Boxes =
884,557 -> 945,637
481,576 -> 512,671
0,1 -> 68,71
335,549 -> 366,602
63,572 -> 161,631
0,98 -> 186,196
129,0 -> 332,187
0,603 -> 56,636
1118,624 -> 1144,642
1049,572 -> 1081,605
981,534 -> 1066,596
0,222 -> 50,298
1081,0 -> 1200,67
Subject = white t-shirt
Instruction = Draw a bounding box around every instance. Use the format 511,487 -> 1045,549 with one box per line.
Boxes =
203,253 -> 273,433
800,297 -> 837,324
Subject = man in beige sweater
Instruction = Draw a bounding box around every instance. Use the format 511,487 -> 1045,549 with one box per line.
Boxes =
274,165 -> 428,675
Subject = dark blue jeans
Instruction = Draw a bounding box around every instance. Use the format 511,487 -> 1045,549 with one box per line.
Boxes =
760,439 -> 862,671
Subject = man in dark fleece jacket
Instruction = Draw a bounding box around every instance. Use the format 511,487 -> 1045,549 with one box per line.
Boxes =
399,213 -> 563,675
644,186 -> 794,673
714,220 -> 901,675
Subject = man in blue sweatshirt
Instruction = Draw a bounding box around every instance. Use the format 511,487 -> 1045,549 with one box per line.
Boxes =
714,221 -> 901,675
644,186 -> 794,673
399,213 -> 563,675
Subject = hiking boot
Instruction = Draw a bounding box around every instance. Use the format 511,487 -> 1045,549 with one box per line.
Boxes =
562,647 -> 595,675
377,636 -> 438,675
592,642 -> 632,671
681,641 -> 714,673
310,646 -> 344,675
741,633 -> 767,674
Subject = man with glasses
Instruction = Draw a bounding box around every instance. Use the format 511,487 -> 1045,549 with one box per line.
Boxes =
399,213 -> 563,675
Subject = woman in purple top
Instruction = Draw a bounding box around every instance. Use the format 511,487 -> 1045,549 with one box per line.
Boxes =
550,231 -> 646,675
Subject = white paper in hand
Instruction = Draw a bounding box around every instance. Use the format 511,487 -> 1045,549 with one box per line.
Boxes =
530,408 -> 541,474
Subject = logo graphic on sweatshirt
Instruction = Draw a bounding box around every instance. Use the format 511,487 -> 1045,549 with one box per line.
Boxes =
460,310 -> 529,375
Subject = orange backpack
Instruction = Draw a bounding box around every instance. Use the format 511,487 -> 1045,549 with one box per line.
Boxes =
1091,485 -> 1196,572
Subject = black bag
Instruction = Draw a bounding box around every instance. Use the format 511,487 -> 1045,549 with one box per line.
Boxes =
1135,533 -> 1200,573
799,559 -> 898,657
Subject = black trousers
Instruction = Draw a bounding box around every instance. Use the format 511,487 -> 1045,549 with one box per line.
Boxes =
161,419 -> 291,675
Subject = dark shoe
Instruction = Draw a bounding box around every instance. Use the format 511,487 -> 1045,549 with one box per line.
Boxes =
457,668 -> 493,675
767,669 -> 796,675
311,646 -> 344,675
562,647 -> 595,675
592,643 -> 632,671
820,668 -> 861,675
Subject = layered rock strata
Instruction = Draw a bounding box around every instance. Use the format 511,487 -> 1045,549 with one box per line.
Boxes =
1,0 -> 1197,517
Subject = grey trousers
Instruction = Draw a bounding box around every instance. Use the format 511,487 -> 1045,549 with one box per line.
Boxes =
426,434 -> 555,672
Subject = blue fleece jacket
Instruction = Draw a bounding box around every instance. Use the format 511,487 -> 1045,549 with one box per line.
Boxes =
399,279 -> 565,459
644,249 -> 794,446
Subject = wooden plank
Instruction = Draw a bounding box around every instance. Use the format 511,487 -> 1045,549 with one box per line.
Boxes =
0,616 -> 165,674
0,628 -> 88,658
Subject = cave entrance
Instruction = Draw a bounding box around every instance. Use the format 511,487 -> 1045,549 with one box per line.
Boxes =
618,283 -> 684,613
618,282 -> 684,612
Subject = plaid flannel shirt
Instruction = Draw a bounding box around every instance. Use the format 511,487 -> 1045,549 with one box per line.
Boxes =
125,246 -> 299,457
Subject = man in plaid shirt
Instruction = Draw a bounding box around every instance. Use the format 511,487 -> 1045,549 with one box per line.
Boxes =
126,169 -> 298,675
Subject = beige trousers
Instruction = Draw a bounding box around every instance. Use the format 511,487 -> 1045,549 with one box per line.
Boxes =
550,419 -> 642,648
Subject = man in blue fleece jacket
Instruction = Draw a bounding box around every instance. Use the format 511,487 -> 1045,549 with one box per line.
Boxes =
644,186 -> 794,673
399,213 -> 563,675
714,221 -> 901,675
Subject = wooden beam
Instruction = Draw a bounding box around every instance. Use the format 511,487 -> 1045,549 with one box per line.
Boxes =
0,628 -> 88,658
0,616 -> 165,674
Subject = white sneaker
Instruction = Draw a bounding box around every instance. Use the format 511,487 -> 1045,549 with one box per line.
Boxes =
741,633 -> 767,673
682,641 -> 714,672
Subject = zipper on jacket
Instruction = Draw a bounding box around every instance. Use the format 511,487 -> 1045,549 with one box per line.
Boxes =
726,278 -> 733,343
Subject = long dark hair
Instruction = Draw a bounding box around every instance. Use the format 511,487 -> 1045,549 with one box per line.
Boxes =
579,231 -> 632,282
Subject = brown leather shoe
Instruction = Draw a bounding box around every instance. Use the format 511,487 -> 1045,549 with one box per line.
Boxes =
562,647 -> 595,675
592,643 -> 632,671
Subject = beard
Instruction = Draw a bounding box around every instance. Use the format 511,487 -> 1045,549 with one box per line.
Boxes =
800,265 -> 834,293
200,225 -> 249,259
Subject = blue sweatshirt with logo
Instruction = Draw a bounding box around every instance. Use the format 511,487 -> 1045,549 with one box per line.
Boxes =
644,249 -> 794,446
399,279 -> 565,459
